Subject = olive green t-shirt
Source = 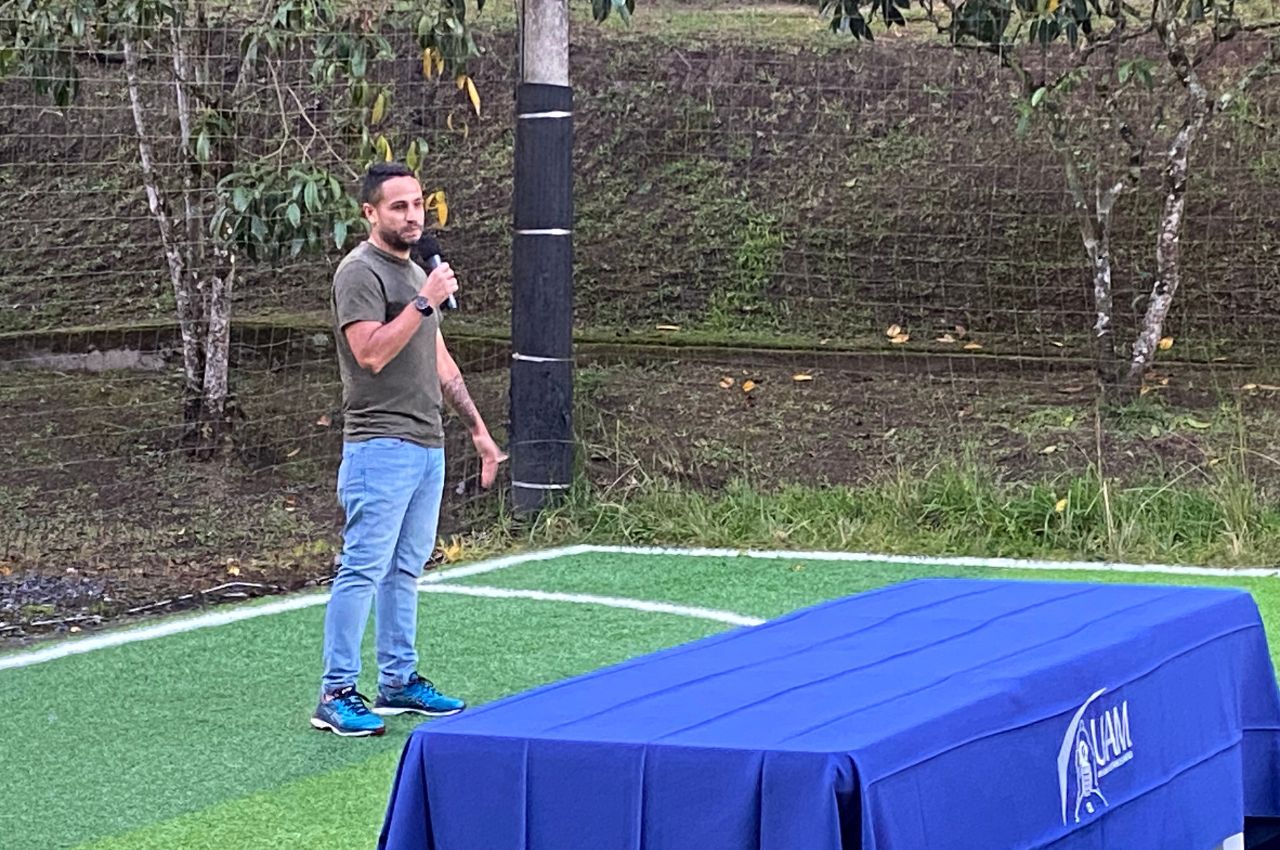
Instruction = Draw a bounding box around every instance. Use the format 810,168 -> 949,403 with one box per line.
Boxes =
332,241 -> 443,447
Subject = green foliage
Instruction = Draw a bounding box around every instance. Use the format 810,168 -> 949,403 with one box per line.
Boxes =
821,0 -> 1251,47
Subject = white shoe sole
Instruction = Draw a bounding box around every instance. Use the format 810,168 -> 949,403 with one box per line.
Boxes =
371,705 -> 464,718
309,716 -> 385,737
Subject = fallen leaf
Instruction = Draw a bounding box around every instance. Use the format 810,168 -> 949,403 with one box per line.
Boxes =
1158,337 -> 1174,351
464,76 -> 481,116
719,377 -> 734,389
1050,341 -> 1065,348
1213,356 -> 1229,362
963,342 -> 984,351
1041,444 -> 1058,454
886,324 -> 902,338
819,338 -> 831,345
286,447 -> 301,458
1242,384 -> 1259,391
792,374 -> 814,382
1055,498 -> 1069,513
227,564 -> 241,576
315,414 -> 332,427
656,324 -> 680,332
1184,418 -> 1212,430
742,380 -> 757,393
790,563 -> 805,572
432,190 -> 449,227
70,626 -> 81,633
936,334 -> 956,344
1140,386 -> 1152,396
441,537 -> 465,563
890,333 -> 910,345
883,427 -> 898,439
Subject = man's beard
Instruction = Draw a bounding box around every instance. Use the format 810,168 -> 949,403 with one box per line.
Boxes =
377,225 -> 420,252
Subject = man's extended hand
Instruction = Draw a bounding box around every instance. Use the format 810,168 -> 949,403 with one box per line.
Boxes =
473,433 -> 509,489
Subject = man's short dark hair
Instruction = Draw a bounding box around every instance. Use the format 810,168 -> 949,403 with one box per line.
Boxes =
359,162 -> 416,206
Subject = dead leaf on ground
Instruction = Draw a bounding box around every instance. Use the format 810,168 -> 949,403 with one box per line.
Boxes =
890,333 -> 910,345
441,538 -> 465,563
792,374 -> 814,382
963,342 -> 984,351
742,380 -> 757,393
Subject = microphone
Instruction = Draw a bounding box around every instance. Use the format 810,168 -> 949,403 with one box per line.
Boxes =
412,233 -> 457,311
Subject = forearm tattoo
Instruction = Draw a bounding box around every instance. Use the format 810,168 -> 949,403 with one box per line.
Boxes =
441,375 -> 481,432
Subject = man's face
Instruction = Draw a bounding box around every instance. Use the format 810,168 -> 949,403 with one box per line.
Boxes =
364,175 -> 425,251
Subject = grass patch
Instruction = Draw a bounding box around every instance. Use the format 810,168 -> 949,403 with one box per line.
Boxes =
496,455 -> 1280,567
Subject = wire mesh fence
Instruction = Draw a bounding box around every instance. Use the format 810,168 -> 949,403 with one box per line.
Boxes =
2,1 -> 1279,635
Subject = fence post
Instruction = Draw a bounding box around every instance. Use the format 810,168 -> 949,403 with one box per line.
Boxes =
510,0 -> 574,514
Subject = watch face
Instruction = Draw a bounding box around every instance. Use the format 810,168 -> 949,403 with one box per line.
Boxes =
414,296 -> 432,314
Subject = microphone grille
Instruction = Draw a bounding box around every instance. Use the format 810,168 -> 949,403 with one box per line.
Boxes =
414,233 -> 442,259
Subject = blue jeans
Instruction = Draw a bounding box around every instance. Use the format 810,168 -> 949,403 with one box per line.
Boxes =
321,438 -> 445,694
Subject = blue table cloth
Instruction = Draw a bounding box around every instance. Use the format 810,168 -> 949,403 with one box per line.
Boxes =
380,578 -> 1280,850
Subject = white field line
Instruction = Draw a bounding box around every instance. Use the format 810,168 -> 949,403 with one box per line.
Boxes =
2,544 -> 1270,672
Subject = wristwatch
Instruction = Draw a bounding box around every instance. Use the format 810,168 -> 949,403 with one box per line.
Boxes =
413,295 -> 434,317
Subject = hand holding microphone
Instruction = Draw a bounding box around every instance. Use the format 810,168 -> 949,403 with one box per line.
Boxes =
413,234 -> 458,311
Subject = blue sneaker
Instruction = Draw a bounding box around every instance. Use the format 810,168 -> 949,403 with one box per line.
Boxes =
310,686 -> 386,737
374,673 -> 466,717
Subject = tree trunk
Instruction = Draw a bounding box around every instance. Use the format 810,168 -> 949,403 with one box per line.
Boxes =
123,37 -> 203,420
1087,232 -> 1121,392
126,34 -> 233,455
1058,137 -> 1126,396
196,251 -> 234,456
1126,115 -> 1199,386
1126,12 -> 1218,387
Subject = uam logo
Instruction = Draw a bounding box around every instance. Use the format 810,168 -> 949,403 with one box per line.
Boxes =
1057,688 -> 1135,825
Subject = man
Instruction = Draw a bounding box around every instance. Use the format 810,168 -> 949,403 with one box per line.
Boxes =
312,162 -> 507,737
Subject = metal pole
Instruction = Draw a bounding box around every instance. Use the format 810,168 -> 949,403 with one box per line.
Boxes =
510,0 -> 573,514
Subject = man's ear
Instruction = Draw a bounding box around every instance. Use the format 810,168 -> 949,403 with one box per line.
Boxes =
361,202 -> 376,222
